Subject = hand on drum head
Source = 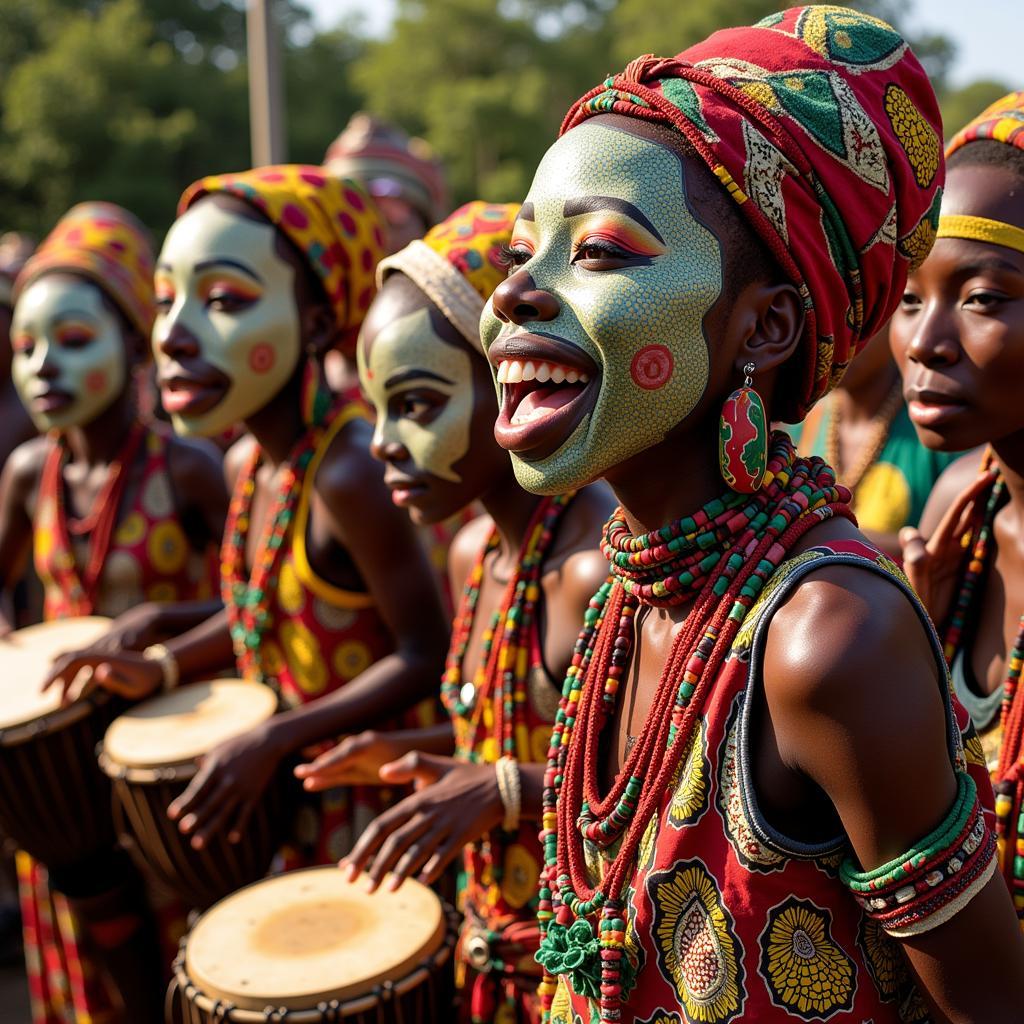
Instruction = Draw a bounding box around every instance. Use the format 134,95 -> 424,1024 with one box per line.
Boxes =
295,730 -> 418,790
167,722 -> 284,850
42,648 -> 162,705
340,752 -> 503,894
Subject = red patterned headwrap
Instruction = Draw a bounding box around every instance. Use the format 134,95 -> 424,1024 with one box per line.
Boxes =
561,6 -> 944,422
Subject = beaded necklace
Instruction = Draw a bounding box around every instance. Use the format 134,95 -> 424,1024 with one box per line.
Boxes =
823,378 -> 903,496
221,402 -> 338,684
535,435 -> 852,1023
441,493 -> 574,761
39,421 -> 146,615
940,451 -> 1024,915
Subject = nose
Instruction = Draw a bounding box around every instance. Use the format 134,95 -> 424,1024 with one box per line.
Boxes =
901,301 -> 960,370
370,422 -> 410,466
155,318 -> 200,361
490,270 -> 560,326
37,348 -> 59,381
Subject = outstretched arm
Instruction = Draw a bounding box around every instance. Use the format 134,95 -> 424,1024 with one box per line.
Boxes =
764,564 -> 1024,1022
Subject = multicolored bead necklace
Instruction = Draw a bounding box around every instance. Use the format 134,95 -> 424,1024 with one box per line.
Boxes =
441,493 -> 574,761
39,422 -> 146,616
535,435 -> 853,1023
221,400 -> 338,684
941,450 -> 1024,917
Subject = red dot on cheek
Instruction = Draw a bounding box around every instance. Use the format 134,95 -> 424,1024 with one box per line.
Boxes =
630,345 -> 675,391
248,342 -> 277,374
85,369 -> 108,394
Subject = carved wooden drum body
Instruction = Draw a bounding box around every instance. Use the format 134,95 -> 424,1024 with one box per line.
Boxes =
167,867 -> 457,1023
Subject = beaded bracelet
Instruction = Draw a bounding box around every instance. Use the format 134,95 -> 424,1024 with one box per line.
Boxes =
840,772 -> 997,937
495,756 -> 522,833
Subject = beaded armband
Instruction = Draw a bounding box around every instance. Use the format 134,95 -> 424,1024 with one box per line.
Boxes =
839,773 -> 996,938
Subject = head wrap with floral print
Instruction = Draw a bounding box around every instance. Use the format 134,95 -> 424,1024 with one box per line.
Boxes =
946,90 -> 1024,158
377,201 -> 518,351
14,203 -> 155,336
561,5 -> 944,422
179,165 -> 387,351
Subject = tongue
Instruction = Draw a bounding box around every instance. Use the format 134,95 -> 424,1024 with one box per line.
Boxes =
515,383 -> 580,419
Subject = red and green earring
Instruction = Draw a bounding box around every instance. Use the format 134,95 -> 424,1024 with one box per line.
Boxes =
719,361 -> 767,493
300,346 -> 331,427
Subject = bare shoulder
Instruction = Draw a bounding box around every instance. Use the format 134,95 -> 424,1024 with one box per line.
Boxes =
312,414 -> 381,506
918,448 -> 986,537
3,435 -> 51,501
223,433 -> 257,491
447,514 -> 495,591
165,433 -> 225,491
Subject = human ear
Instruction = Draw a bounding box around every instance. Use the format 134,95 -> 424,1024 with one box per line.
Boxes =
302,300 -> 338,359
734,280 -> 804,375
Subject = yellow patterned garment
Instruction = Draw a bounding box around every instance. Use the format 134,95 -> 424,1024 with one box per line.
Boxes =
179,165 -> 386,350
14,202 -> 155,336
377,201 -> 519,351
947,90 -> 1024,156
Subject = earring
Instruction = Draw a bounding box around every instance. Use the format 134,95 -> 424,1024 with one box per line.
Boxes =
300,345 -> 330,427
719,361 -> 767,493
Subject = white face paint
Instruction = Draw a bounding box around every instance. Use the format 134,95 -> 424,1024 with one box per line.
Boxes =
11,275 -> 127,431
152,201 -> 301,437
358,307 -> 475,482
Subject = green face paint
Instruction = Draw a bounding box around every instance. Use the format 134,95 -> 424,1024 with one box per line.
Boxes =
11,275 -> 127,431
153,201 -> 301,438
480,121 -> 723,493
358,307 -> 474,482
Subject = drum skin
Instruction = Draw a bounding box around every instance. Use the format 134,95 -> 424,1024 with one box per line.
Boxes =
166,869 -> 458,1023
100,681 -> 292,910
0,617 -> 120,870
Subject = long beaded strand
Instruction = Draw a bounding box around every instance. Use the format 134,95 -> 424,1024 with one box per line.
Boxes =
536,436 -> 853,1023
441,493 -> 574,762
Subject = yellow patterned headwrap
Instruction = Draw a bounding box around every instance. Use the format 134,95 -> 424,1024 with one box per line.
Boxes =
179,165 -> 387,349
377,201 -> 518,350
14,203 -> 155,336
946,90 -> 1024,158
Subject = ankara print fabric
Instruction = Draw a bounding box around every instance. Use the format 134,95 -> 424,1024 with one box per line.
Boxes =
560,6 -> 944,422
946,90 -> 1024,158
556,540 -> 964,1022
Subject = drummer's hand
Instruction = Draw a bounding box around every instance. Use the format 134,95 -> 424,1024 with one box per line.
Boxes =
294,730 -> 413,790
92,603 -> 166,652
168,724 -> 283,850
42,650 -> 162,705
341,753 -> 502,893
899,468 -> 997,620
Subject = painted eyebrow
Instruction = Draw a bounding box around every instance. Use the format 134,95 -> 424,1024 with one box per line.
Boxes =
562,196 -> 664,244
157,258 -> 264,284
384,368 -> 456,389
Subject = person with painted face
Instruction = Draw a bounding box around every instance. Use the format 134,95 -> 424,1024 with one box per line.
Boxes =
48,167 -> 450,869
891,92 -> 1024,924
295,202 -> 613,1023
472,10 -> 1020,1023
0,202 -> 227,1023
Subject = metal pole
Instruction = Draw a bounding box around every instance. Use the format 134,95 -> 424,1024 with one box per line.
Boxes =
246,0 -> 286,166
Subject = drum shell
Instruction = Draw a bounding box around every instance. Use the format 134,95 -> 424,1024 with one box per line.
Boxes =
165,904 -> 458,1023
105,758 -> 295,911
0,692 -> 122,870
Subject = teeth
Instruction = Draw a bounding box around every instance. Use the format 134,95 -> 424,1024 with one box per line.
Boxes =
579,373 -> 589,383
511,406 -> 549,425
507,360 -> 523,384
550,366 -> 565,384
522,361 -> 537,382
535,363 -> 550,383
497,361 -> 508,383
497,358 -> 592,389
565,370 -> 579,384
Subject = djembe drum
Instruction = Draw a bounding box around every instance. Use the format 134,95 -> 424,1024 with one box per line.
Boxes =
99,679 -> 290,909
0,616 -> 119,869
167,867 -> 457,1023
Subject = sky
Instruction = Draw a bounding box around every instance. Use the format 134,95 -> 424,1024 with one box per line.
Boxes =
303,0 -> 1019,89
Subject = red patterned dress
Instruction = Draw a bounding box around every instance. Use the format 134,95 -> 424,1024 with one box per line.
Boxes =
229,403 -> 405,867
21,424 -> 217,1024
553,540 -> 989,1024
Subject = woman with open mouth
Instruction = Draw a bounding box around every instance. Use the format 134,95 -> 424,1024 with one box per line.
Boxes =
296,201 -> 613,1023
892,92 -> 1024,923
1,202 -> 228,1022
475,8 -> 1020,1024
44,167 -> 450,876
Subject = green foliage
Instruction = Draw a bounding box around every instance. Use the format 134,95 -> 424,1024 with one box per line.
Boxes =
938,79 -> 1013,140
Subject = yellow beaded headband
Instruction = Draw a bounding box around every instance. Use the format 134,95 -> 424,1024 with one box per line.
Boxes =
936,214 -> 1024,256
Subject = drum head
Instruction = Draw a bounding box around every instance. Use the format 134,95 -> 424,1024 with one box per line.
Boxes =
185,867 -> 446,1010
0,617 -> 111,730
102,680 -> 278,769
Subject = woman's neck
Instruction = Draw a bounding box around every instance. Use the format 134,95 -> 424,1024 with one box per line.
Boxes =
64,394 -> 140,466
479,468 -> 545,578
243,376 -> 307,468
